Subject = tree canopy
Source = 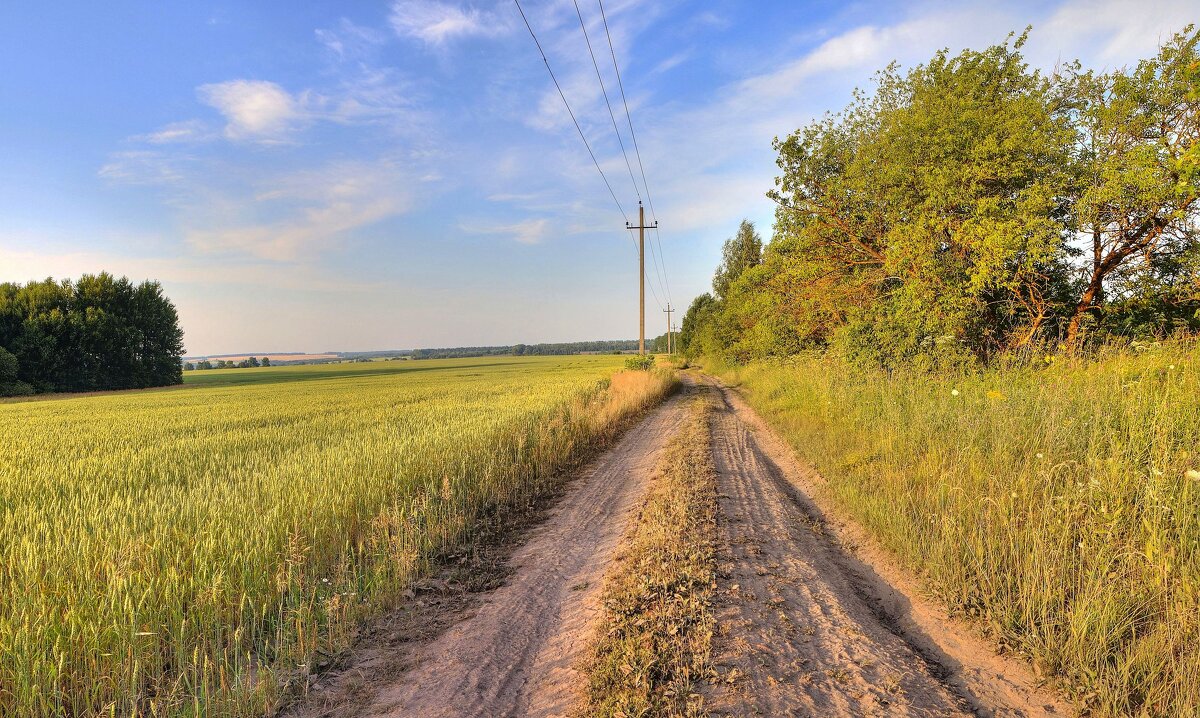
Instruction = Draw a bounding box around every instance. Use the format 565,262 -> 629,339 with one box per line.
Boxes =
0,273 -> 185,395
683,27 -> 1200,368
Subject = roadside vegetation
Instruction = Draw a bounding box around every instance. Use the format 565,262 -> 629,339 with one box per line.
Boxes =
709,347 -> 1200,716
677,25 -> 1200,718
583,393 -> 718,717
0,356 -> 674,716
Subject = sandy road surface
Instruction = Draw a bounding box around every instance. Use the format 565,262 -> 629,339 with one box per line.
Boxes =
291,387 -> 692,718
702,377 -> 1068,718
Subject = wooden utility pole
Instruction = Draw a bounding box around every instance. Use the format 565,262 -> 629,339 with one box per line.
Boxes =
626,202 -> 657,356
663,303 -> 674,354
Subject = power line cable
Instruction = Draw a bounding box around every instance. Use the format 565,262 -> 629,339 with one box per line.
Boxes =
572,0 -> 666,309
596,0 -> 673,307
514,0 -> 629,226
571,0 -> 642,203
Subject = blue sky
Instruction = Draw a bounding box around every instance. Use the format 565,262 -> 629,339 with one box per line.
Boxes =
1,0 -> 1194,354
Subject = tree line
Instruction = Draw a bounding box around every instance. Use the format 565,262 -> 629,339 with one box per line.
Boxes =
682,28 -> 1200,370
184,357 -> 271,370
0,274 -> 185,396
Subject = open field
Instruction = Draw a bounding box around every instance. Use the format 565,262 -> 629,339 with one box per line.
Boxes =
707,344 -> 1200,717
0,356 -> 674,716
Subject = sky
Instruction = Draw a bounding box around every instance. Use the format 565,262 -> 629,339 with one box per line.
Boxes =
0,0 -> 1195,355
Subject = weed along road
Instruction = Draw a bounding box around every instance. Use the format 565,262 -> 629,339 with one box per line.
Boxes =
288,373 -> 1072,718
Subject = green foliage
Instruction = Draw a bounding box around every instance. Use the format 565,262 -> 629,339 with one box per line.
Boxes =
712,220 -> 763,299
0,347 -> 33,397
0,273 -> 184,393
624,354 -> 656,371
689,27 -> 1200,368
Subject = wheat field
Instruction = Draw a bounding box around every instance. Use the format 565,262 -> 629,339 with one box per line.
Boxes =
0,356 -> 673,716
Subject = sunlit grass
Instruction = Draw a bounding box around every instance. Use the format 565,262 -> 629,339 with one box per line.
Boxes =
0,356 -> 674,716
709,343 -> 1200,717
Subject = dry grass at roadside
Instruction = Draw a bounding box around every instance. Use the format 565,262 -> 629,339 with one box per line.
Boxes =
581,393 -> 718,717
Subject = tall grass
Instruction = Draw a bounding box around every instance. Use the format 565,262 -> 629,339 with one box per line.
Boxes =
0,357 -> 674,716
709,343 -> 1200,717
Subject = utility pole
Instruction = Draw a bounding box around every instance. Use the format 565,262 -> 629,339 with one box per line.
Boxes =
626,202 -> 657,356
663,303 -> 673,355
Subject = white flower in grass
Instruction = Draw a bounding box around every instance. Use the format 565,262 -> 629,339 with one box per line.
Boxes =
951,389 -> 960,396
1186,469 -> 1200,482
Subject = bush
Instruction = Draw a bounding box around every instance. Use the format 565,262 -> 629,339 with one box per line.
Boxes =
624,355 -> 655,371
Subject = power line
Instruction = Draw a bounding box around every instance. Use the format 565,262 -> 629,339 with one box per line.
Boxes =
513,0 -> 629,225
571,0 -> 641,204
572,0 -> 667,310
596,0 -> 673,308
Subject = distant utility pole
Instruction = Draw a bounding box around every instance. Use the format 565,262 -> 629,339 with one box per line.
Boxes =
663,303 -> 674,354
626,201 -> 657,356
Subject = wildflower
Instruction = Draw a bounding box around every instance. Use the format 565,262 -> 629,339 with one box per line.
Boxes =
1036,453 -> 1044,459
1169,365 -> 1176,370
986,390 -> 1007,401
951,389 -> 960,396
1186,469 -> 1200,482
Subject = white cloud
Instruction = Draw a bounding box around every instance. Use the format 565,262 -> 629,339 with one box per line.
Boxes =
316,18 -> 386,59
1039,0 -> 1196,66
198,80 -> 300,142
461,217 -> 552,244
389,0 -> 508,45
184,161 -> 414,261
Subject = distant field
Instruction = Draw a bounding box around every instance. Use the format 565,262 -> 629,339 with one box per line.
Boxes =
0,356 -> 673,716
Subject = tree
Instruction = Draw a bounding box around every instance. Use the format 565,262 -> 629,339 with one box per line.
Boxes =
765,32 -> 1076,367
1063,28 -> 1200,345
712,220 -> 763,299
260,357 -> 270,367
0,346 -> 33,396
183,362 -> 195,371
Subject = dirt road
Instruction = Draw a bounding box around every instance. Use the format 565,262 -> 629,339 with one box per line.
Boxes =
288,376 -> 1069,718
289,388 -> 692,718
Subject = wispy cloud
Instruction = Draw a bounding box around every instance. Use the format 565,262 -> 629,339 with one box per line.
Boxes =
198,80 -> 301,142
97,150 -> 190,184
461,217 -> 552,244
389,0 -> 510,45
137,119 -> 214,144
184,160 -> 414,261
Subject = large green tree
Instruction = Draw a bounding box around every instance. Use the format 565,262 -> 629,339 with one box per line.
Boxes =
0,273 -> 184,393
688,26 -> 1200,368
